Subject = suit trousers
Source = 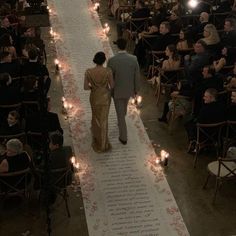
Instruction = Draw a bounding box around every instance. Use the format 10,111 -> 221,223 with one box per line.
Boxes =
114,98 -> 129,141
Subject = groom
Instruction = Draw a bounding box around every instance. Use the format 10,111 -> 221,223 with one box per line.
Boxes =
107,38 -> 140,144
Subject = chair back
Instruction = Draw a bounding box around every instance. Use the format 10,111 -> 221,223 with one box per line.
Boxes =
22,100 -> 40,117
196,121 -> 225,145
0,168 -> 32,198
0,132 -> 26,145
128,17 -> 150,34
223,120 -> 236,156
217,157 -> 236,179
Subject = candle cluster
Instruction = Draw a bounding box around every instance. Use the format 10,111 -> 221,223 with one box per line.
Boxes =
155,149 -> 169,166
93,2 -> 100,11
103,23 -> 110,35
70,156 -> 80,171
54,58 -> 62,72
131,95 -> 142,108
61,97 -> 73,115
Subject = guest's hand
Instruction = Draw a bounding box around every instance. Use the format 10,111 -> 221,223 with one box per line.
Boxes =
184,55 -> 190,61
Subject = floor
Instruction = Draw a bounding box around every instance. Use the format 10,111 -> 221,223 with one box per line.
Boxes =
0,1 -> 236,236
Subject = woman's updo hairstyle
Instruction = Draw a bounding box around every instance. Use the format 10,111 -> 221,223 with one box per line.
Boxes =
93,51 -> 106,65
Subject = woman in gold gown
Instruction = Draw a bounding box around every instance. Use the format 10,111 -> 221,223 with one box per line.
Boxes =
84,52 -> 114,153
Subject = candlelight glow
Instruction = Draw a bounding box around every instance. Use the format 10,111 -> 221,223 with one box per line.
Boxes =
75,162 -> 80,169
131,98 -> 136,105
188,0 -> 198,8
155,158 -> 160,164
136,95 -> 142,104
61,96 -> 65,102
71,156 -> 75,164
94,2 -> 100,11
54,59 -> 59,65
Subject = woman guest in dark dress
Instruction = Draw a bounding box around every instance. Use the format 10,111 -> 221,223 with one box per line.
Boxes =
84,52 -> 114,153
0,139 -> 30,173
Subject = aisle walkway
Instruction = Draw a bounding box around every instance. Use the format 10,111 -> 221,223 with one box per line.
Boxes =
48,0 -> 189,235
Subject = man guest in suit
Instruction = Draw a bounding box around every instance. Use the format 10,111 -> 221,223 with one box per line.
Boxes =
107,38 -> 140,145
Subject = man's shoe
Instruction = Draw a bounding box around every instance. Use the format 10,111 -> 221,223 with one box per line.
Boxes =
119,138 -> 127,145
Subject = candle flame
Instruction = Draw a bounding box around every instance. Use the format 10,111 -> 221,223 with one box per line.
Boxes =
71,156 -> 75,164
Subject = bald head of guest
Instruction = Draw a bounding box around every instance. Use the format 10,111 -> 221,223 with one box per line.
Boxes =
199,12 -> 209,23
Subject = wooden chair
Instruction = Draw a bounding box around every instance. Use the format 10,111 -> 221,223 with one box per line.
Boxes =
125,17 -> 150,50
37,166 -> 73,217
203,156 -> 236,204
0,168 -> 33,201
155,67 -> 185,105
194,122 -> 226,168
146,50 -> 165,79
0,132 -> 26,145
223,120 -> 236,157
22,100 -> 40,117
168,93 -> 192,134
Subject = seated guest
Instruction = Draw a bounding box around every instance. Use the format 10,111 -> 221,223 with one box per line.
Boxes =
213,47 -> 236,73
115,0 -> 150,41
227,91 -> 236,120
0,139 -> 31,173
21,47 -> 51,96
201,24 -> 221,59
0,33 -> 17,60
0,110 -> 22,135
221,18 -> 236,49
214,0 -> 232,13
168,10 -> 182,34
38,132 -> 72,203
151,0 -> 167,27
194,65 -> 224,116
184,40 -> 210,87
151,21 -> 176,51
189,12 -> 209,40
21,75 -> 39,101
185,88 -> 226,151
48,132 -> 73,170
0,73 -> 21,105
225,63 -> 236,89
176,29 -> 193,51
0,51 -> 20,77
25,98 -> 63,134
0,16 -> 15,41
155,45 -> 181,122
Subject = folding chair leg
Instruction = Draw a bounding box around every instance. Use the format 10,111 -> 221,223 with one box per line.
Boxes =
213,178 -> 220,204
63,189 -> 71,218
203,173 -> 210,189
193,145 -> 199,168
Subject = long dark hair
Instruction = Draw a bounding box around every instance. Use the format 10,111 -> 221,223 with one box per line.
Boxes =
167,44 -> 179,61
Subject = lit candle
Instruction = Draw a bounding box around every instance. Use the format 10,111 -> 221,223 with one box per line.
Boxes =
50,27 -> 53,36
160,150 -> 166,162
71,156 -> 75,165
54,59 -> 59,71
136,95 -> 142,104
68,103 -> 73,109
61,96 -> 65,102
75,162 -> 80,170
104,23 -> 108,28
94,2 -> 100,11
64,101 -> 68,109
131,98 -> 136,105
155,157 -> 160,164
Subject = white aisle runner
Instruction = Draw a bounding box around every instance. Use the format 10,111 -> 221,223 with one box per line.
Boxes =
48,0 -> 189,235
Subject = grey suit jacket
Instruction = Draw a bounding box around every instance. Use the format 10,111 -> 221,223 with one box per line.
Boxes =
107,52 -> 140,99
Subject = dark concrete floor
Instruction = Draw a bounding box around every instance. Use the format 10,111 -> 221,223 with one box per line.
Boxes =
1,2 -> 236,236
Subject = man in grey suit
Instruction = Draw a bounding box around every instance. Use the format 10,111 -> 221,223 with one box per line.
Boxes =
107,38 -> 140,144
